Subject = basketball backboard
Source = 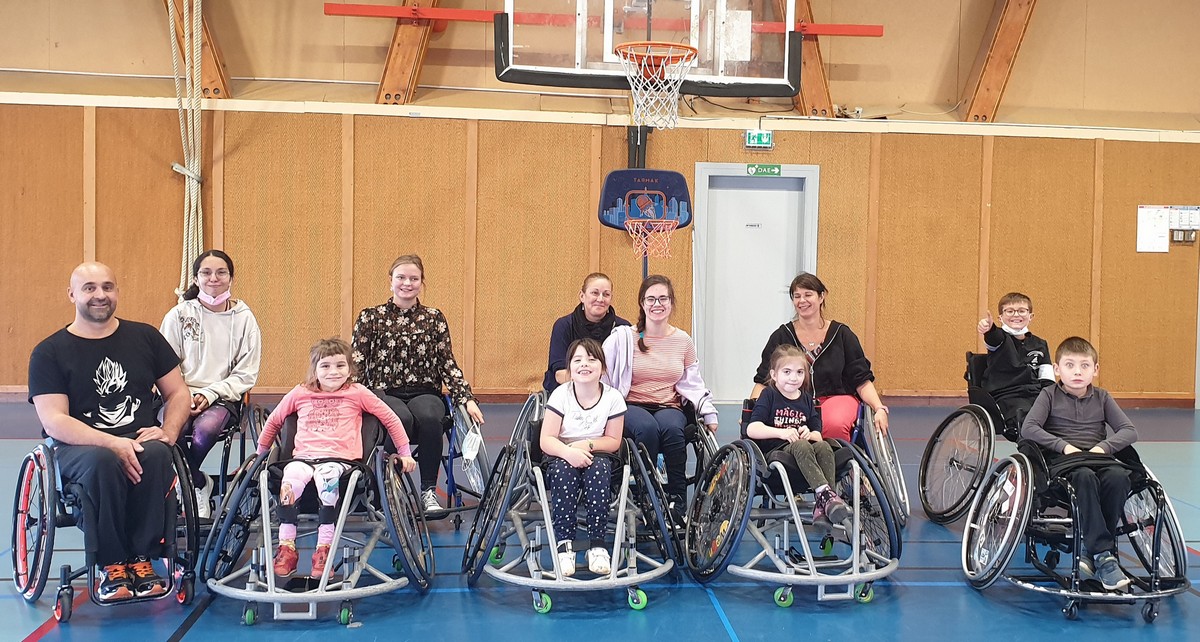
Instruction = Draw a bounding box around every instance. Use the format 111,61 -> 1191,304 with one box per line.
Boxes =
598,169 -> 693,229
495,0 -> 801,96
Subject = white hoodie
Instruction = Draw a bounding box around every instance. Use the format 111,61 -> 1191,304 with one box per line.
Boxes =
160,298 -> 262,404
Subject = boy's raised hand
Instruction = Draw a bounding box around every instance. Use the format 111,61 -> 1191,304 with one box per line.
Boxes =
977,312 -> 993,335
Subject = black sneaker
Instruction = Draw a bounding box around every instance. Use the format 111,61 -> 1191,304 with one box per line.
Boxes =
127,556 -> 167,597
667,494 -> 688,529
96,563 -> 135,602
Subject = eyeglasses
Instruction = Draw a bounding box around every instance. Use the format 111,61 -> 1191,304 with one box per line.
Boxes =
197,269 -> 230,279
643,296 -> 671,306
1001,308 -> 1031,316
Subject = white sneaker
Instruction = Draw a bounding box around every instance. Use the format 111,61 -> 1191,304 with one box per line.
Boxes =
587,547 -> 611,575
194,477 -> 212,520
557,542 -> 576,578
421,488 -> 442,513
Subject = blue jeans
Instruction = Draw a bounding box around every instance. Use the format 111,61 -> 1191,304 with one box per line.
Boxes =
624,404 -> 687,496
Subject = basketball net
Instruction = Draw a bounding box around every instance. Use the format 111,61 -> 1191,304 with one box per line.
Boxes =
615,42 -> 697,130
624,219 -> 680,258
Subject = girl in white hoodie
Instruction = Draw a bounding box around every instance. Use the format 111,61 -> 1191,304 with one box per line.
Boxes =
160,250 -> 262,518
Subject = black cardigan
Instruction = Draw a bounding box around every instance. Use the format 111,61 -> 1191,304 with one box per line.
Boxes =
752,320 -> 875,398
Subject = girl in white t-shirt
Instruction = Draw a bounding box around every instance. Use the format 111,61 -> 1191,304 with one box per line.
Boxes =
540,338 -> 626,577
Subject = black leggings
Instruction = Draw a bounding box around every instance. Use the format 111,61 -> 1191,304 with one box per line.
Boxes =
375,389 -> 447,489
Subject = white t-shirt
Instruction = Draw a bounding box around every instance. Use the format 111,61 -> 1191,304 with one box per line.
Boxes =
546,382 -> 627,443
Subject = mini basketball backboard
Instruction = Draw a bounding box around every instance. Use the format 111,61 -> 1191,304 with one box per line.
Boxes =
599,169 -> 692,259
495,0 -> 801,96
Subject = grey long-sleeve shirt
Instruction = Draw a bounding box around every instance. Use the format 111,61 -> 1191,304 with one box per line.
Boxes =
1021,383 -> 1138,454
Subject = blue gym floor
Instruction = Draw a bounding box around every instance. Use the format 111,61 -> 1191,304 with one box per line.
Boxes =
1,402 -> 1197,641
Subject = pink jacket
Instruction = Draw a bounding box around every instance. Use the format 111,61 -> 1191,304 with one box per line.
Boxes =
257,383 -> 412,460
601,325 -> 718,425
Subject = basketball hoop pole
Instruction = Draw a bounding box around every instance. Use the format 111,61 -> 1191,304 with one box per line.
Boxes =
627,125 -> 650,279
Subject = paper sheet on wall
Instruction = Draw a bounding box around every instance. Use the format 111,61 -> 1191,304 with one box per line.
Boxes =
1136,206 -> 1170,252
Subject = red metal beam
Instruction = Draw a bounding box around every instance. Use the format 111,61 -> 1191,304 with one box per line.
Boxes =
324,3 -> 883,36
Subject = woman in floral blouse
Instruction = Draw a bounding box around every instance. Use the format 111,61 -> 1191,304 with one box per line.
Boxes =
352,254 -> 485,512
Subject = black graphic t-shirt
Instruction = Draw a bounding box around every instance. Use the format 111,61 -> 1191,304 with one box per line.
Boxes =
28,320 -> 181,437
744,386 -> 822,454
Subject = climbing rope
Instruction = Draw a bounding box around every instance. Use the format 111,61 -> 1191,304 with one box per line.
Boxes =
167,0 -> 205,299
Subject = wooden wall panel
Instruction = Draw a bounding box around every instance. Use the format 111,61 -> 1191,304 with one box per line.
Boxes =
1099,141 -> 1200,395
989,137 -> 1093,354
95,108 -> 215,330
875,134 -> 982,392
351,116 -> 468,358
0,105 -> 84,384
222,112 -> 342,389
474,121 -> 593,391
809,132 -> 872,335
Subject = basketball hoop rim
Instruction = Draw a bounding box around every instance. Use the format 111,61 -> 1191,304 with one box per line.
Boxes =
614,41 -> 699,66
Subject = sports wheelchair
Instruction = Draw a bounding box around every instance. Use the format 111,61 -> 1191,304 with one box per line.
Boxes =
461,392 -> 682,613
919,352 -> 1023,524
684,434 -> 901,605
11,440 -> 199,622
739,398 -> 909,528
961,441 -> 1189,622
178,394 -> 262,523
202,413 -> 433,626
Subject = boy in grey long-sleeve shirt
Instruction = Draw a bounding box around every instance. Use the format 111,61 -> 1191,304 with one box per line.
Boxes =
1021,336 -> 1137,591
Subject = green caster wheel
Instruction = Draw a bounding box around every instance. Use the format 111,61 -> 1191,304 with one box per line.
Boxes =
773,587 -> 794,607
628,588 -> 648,610
855,584 -> 874,603
489,546 -> 504,565
820,535 -> 834,556
534,592 -> 552,614
338,601 -> 354,625
243,603 -> 258,626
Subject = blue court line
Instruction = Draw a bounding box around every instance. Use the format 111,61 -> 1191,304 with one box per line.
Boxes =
704,587 -> 740,642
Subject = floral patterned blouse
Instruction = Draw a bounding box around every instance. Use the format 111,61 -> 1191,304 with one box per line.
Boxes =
351,299 -> 474,406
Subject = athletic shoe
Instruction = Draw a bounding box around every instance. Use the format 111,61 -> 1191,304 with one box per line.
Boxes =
667,494 -> 688,529
194,477 -> 213,520
273,543 -> 298,577
557,541 -> 576,578
96,563 -> 135,602
1095,552 -> 1131,591
814,487 -> 850,525
127,556 -> 167,598
421,488 -> 442,513
310,544 -> 331,579
1077,553 -> 1095,581
587,547 -> 611,575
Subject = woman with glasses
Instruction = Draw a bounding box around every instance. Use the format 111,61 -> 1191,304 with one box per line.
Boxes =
750,272 -> 888,441
975,292 -> 1054,434
542,272 -> 630,393
160,249 -> 262,519
602,275 -> 718,521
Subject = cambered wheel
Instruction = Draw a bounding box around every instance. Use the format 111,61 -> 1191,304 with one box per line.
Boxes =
12,447 -> 56,603
1123,481 -> 1188,581
628,587 -> 648,610
836,443 -> 903,560
861,407 -> 910,528
202,455 -> 263,582
170,445 -> 199,580
631,441 -> 678,563
684,442 -> 756,583
919,406 -> 993,524
773,586 -> 794,608
54,587 -> 72,623
462,445 -> 520,584
378,451 -> 435,592
961,455 -> 1033,590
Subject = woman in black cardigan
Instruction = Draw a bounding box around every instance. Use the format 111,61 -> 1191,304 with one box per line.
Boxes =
751,273 -> 889,440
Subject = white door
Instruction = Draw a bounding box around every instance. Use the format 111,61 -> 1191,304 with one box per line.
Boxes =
694,166 -> 819,402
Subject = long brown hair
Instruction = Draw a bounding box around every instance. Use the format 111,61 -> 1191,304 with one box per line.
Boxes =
635,275 -> 674,353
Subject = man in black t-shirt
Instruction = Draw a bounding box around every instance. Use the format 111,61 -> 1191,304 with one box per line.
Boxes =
28,263 -> 192,602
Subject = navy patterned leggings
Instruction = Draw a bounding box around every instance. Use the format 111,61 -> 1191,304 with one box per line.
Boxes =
544,454 -> 613,549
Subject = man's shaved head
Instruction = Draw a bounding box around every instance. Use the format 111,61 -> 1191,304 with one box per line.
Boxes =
68,262 -> 118,324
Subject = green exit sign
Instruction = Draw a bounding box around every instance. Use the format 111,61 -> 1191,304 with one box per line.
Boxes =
746,163 -> 781,177
745,129 -> 774,149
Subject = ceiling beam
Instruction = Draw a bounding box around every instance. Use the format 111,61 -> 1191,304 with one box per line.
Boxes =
163,0 -> 232,98
376,0 -> 440,105
958,0 -> 1037,123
